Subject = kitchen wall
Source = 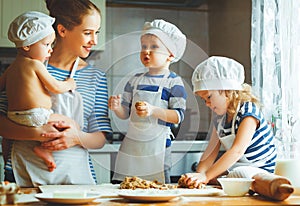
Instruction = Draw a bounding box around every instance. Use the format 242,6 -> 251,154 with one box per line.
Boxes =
92,0 -> 251,138
208,0 -> 252,83
91,4 -> 210,139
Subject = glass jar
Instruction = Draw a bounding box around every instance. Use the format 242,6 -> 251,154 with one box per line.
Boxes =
275,140 -> 300,194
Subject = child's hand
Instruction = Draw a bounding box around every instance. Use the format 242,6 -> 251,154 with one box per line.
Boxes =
108,94 -> 122,111
66,78 -> 76,90
135,101 -> 154,117
181,172 -> 208,188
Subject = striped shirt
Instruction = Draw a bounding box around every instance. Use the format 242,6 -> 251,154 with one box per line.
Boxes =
214,102 -> 277,172
0,63 -> 112,183
122,71 -> 187,147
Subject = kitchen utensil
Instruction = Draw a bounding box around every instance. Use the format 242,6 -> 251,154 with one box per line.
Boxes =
252,173 -> 294,201
217,178 -> 254,196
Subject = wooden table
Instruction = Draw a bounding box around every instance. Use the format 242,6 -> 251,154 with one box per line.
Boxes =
12,188 -> 300,205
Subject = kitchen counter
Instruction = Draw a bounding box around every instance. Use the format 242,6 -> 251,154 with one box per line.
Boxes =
89,140 -> 209,153
13,187 -> 300,205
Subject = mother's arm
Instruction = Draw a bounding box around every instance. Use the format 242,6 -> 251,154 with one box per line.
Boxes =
0,114 -> 65,141
41,129 -> 106,150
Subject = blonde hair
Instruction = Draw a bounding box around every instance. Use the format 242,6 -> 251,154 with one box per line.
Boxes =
225,83 -> 261,117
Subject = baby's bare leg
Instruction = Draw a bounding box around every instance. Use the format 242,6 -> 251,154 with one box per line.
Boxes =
33,113 -> 80,172
33,146 -> 56,172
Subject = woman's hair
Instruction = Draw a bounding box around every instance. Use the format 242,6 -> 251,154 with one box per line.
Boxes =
225,83 -> 261,117
45,0 -> 101,32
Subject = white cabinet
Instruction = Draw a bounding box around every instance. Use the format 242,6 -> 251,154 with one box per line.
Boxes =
0,0 -> 105,50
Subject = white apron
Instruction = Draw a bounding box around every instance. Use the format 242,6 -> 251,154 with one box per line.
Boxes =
51,57 -> 84,129
11,58 -> 94,187
217,102 -> 251,168
113,72 -> 171,183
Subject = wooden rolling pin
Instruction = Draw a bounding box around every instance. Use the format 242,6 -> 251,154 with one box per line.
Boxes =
252,173 -> 294,201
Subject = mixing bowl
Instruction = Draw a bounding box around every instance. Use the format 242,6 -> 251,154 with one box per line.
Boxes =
217,177 -> 254,196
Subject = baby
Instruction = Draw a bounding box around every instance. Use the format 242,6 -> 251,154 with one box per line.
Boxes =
0,11 -> 76,172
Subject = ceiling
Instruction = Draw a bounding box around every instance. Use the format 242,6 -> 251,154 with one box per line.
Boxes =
106,0 -> 208,9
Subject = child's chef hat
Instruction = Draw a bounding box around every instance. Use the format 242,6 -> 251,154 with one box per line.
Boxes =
192,56 -> 245,92
142,19 -> 186,63
8,11 -> 55,47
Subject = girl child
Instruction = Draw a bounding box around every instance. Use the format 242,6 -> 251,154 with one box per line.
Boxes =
182,56 -> 277,188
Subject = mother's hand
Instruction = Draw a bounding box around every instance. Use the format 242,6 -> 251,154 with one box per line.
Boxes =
0,114 -> 64,141
40,121 -> 81,151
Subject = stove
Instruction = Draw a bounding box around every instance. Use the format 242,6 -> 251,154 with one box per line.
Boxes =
170,152 -> 202,182
106,131 -> 208,144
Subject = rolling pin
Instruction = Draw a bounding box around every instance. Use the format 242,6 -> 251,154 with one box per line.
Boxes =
252,173 -> 294,201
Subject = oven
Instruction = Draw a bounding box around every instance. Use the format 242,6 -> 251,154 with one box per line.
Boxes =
170,151 -> 202,182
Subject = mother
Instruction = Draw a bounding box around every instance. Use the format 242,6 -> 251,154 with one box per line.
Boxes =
0,0 -> 112,187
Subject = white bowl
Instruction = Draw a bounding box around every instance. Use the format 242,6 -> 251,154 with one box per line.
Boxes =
217,178 -> 254,196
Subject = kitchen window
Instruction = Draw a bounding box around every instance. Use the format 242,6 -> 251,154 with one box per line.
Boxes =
251,0 -> 300,151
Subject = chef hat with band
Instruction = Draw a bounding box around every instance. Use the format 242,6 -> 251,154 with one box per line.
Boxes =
8,11 -> 55,47
192,56 -> 245,92
142,19 -> 186,63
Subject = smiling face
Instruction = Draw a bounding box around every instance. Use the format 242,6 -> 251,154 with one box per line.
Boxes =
60,9 -> 101,58
140,34 -> 173,72
196,90 -> 229,115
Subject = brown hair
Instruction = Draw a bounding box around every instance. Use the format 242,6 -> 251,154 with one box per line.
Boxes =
45,0 -> 101,32
225,83 -> 261,118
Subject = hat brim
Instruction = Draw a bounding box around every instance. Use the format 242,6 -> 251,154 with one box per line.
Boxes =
193,79 -> 243,92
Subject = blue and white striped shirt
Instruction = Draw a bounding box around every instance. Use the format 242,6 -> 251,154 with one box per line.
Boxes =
122,71 -> 187,147
214,102 -> 277,172
0,63 -> 112,183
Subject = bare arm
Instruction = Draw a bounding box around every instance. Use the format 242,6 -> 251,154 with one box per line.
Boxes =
135,102 -> 180,124
181,119 -> 256,187
40,127 -> 106,150
34,61 -> 76,94
73,131 -> 106,149
181,128 -> 221,188
196,126 -> 221,173
204,116 -> 257,181
0,113 -> 63,141
108,94 -> 130,119
180,127 -> 220,187
151,107 -> 179,124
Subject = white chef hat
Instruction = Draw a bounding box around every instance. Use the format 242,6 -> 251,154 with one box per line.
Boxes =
142,19 -> 186,63
8,11 -> 55,47
192,56 -> 245,92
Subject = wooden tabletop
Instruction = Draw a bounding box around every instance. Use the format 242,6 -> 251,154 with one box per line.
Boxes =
13,188 -> 300,206
103,195 -> 300,205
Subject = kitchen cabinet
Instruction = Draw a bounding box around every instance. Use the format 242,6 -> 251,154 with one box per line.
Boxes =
0,0 -> 105,50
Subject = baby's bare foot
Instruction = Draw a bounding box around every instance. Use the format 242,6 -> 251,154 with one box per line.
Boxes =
33,146 -> 56,172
